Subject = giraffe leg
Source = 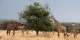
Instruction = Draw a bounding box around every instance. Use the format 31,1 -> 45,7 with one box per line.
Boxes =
6,30 -> 8,36
74,32 -> 78,38
74,32 -> 76,38
64,33 -> 66,38
13,30 -> 15,36
64,32 -> 69,38
53,31 -> 54,35
22,29 -> 24,35
57,30 -> 60,38
63,31 -> 69,38
6,30 -> 10,36
58,32 -> 60,37
8,30 -> 11,36
74,34 -> 76,38
26,29 -> 28,34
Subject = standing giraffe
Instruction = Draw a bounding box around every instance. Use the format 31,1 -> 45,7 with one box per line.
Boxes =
71,23 -> 79,38
6,21 -> 24,36
51,15 -> 69,37
6,23 -> 12,36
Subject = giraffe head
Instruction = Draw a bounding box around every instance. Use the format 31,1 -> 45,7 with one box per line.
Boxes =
51,15 -> 54,19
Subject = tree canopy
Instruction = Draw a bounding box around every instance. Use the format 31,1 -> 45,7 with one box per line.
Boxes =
20,2 -> 53,35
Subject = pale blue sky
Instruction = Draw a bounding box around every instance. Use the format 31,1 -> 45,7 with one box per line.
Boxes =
0,0 -> 80,22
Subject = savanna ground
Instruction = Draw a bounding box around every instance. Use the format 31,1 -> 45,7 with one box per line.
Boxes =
0,30 -> 80,40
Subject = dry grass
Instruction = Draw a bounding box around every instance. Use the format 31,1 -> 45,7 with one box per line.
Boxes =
0,30 -> 80,40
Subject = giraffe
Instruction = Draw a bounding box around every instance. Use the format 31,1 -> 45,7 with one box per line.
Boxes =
6,21 -> 17,36
13,21 -> 28,35
51,15 -> 69,37
6,23 -> 12,36
71,23 -> 79,38
6,21 -> 24,36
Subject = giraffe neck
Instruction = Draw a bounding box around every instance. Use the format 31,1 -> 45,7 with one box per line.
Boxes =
52,17 -> 62,29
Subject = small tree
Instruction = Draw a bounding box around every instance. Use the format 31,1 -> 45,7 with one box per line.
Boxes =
20,2 -> 53,35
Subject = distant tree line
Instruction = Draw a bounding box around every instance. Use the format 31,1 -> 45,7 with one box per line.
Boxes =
0,21 -> 80,33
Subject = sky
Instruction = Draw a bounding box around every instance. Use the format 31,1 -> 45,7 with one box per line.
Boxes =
0,0 -> 80,22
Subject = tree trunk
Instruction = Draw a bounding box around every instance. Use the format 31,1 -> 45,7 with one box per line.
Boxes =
36,31 -> 39,36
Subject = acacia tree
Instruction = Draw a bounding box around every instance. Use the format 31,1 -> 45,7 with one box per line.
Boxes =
20,2 -> 53,35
